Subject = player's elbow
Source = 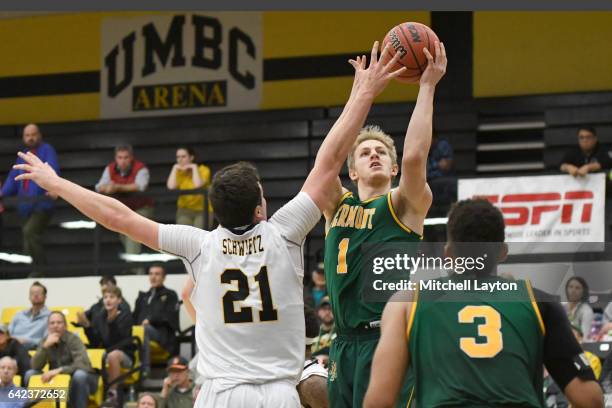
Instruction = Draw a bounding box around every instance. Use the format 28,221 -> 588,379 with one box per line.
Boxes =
565,379 -> 604,408
363,389 -> 395,408
402,151 -> 427,169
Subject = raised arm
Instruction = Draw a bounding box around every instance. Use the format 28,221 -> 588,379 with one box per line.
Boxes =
364,298 -> 412,408
392,42 -> 447,232
301,41 -> 406,219
14,151 -> 160,250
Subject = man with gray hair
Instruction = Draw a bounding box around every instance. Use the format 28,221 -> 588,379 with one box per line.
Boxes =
0,356 -> 26,408
96,144 -> 154,256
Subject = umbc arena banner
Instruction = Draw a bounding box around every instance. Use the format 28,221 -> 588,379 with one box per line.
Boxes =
100,13 -> 262,119
458,173 -> 606,244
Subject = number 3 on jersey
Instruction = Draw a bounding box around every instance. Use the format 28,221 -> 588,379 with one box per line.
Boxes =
458,305 -> 503,358
221,266 -> 278,324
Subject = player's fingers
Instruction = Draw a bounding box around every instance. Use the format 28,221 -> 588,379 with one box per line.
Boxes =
384,49 -> 402,71
439,42 -> 446,60
423,47 -> 434,65
370,40 -> 380,65
389,66 -> 407,78
361,55 -> 367,69
349,59 -> 360,70
378,43 -> 390,66
18,151 -> 41,165
13,163 -> 33,172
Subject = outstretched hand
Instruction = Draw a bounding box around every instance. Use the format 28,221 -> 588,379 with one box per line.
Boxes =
420,41 -> 447,87
348,41 -> 407,99
13,151 -> 60,192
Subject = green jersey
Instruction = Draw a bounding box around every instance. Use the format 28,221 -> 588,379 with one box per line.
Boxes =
408,276 -> 546,407
324,190 -> 421,332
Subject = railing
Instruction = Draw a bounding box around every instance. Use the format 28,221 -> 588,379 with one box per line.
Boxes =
0,189 -> 211,278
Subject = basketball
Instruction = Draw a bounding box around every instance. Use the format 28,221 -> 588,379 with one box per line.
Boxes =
382,22 -> 439,83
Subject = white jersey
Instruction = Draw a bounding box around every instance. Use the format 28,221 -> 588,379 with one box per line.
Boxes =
159,192 -> 321,392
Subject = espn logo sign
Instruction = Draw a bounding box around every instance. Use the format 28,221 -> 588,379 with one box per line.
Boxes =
480,192 -> 593,226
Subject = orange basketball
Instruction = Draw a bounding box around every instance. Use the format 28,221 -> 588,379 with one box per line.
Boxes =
382,22 -> 439,83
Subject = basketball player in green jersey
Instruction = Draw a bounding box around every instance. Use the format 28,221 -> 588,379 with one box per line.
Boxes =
321,40 -> 447,407
364,199 -> 603,408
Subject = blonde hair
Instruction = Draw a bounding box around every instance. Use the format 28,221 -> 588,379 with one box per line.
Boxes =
347,125 -> 398,171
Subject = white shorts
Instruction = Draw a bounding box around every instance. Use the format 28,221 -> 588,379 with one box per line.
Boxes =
195,379 -> 300,408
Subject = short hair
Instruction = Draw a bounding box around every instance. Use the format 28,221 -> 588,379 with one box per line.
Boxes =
31,281 -> 47,296
102,286 -> 123,299
446,199 -> 506,275
99,275 -> 117,286
148,264 -> 166,276
210,162 -> 262,228
304,304 -> 320,340
347,125 -> 398,171
578,126 -> 597,137
176,146 -> 196,160
447,199 -> 505,243
565,276 -> 590,303
137,392 -> 158,408
114,144 -> 133,155
48,310 -> 67,324
0,356 -> 17,371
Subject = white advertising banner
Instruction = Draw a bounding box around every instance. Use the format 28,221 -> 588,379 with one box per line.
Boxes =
100,12 -> 262,119
458,173 -> 606,244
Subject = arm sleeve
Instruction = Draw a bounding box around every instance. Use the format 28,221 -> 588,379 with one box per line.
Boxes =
269,192 -> 321,245
15,343 -> 31,375
135,167 -> 150,192
579,304 -> 594,340
158,224 -> 208,281
30,344 -> 50,371
561,149 -> 577,166
61,336 -> 91,374
95,168 -> 111,192
537,294 -> 596,390
1,168 -> 18,196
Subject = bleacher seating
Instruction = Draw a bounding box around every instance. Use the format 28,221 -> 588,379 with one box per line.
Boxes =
2,90 -> 612,276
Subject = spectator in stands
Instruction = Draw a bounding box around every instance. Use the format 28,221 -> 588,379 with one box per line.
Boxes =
596,301 -> 612,340
166,146 -> 212,230
311,296 -> 336,368
427,135 -> 456,206
26,311 -> 98,408
95,145 -> 154,256
160,356 -> 194,408
76,275 -> 131,338
137,393 -> 158,408
87,286 -> 135,405
8,281 -> 50,350
0,124 -> 59,275
310,262 -> 327,308
563,277 -> 594,342
0,324 -> 30,378
0,356 -> 25,408
133,265 -> 179,374
560,126 -> 610,177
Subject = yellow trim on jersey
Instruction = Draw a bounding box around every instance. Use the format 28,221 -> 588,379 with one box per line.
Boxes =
526,279 -> 546,336
325,191 -> 353,236
406,386 -> 414,408
361,193 -> 384,204
387,191 -> 423,239
405,286 -> 420,342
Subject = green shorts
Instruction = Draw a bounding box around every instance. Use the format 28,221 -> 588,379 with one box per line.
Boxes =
328,329 -> 414,408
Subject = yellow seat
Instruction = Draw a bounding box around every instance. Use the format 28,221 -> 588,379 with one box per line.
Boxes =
1,306 -> 27,325
28,373 -> 71,408
13,375 -> 21,387
132,325 -> 171,364
124,327 -> 144,386
86,349 -> 105,408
